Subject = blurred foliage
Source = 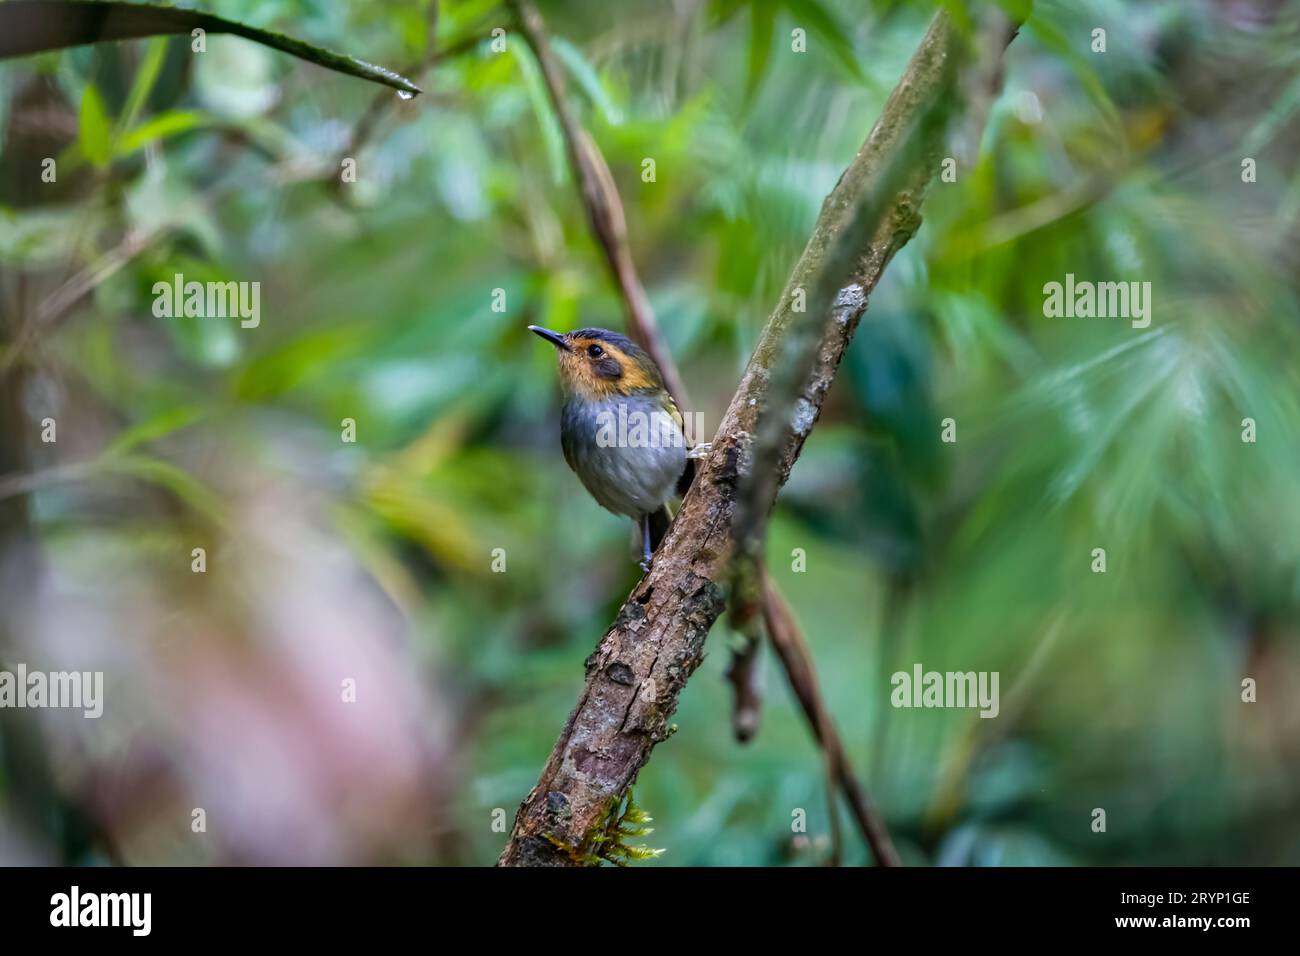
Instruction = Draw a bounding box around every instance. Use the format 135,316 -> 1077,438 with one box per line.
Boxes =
1,0 -> 1299,866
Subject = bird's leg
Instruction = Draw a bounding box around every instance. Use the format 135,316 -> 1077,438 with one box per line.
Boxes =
640,515 -> 653,572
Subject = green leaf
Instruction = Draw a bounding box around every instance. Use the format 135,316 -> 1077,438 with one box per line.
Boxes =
708,0 -> 748,27
103,407 -> 204,457
781,0 -> 866,85
79,83 -> 111,168
0,0 -> 422,96
99,455 -> 228,525
938,0 -> 976,36
1023,14 -> 1120,130
511,41 -> 567,185
744,3 -> 776,108
1244,70 -> 1300,155
116,35 -> 168,144
116,109 -> 216,157
552,36 -> 622,125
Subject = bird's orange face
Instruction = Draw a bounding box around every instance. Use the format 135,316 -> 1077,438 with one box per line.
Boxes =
530,326 -> 662,399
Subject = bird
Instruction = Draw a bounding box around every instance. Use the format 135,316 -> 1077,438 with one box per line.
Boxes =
529,325 -> 698,570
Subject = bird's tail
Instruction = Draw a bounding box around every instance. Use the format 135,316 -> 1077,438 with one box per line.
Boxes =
675,457 -> 696,497
647,504 -> 673,552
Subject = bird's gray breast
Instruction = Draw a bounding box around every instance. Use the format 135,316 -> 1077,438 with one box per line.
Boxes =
560,394 -> 687,518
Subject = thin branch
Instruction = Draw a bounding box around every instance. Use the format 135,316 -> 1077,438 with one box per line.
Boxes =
824,738 -> 844,867
0,0 -> 424,96
513,0 -> 777,742
868,11 -> 1019,796
1,19 -> 501,376
515,0 -> 896,770
330,2 -> 443,177
724,6 -> 1022,865
719,5 -> 967,867
3,160 -> 308,375
761,565 -> 898,866
730,21 -> 962,566
7,9 -> 480,397
510,0 -> 691,408
498,8 -> 1006,867
723,622 -> 763,743
924,612 -> 1069,833
0,461 -> 96,502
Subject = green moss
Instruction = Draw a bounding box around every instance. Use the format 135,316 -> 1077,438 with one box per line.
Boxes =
544,789 -> 665,867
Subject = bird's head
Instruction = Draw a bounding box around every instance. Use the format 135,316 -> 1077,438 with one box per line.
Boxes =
528,326 -> 664,399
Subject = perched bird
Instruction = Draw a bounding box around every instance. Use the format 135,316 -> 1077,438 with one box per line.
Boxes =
529,325 -> 696,569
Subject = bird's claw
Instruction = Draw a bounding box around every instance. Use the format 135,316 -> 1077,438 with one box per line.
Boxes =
639,557 -> 652,573
687,442 -> 713,460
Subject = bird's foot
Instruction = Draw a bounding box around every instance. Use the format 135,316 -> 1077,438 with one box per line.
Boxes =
687,442 -> 713,460
639,557 -> 652,573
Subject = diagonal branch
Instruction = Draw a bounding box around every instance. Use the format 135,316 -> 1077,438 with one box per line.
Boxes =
723,622 -> 764,743
330,1 -> 442,178
500,7 -> 1025,867
760,566 -> 899,866
511,0 -> 690,408
516,0 -> 792,744
717,4 -> 971,865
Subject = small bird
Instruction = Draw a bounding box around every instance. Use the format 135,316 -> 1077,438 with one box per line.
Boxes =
529,325 -> 695,570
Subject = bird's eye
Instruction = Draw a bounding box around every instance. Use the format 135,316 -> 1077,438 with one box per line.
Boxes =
587,344 -> 604,358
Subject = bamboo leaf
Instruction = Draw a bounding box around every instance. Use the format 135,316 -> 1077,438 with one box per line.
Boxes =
116,108 -> 215,156
99,454 -> 228,525
102,407 -> 204,457
744,3 -> 776,107
511,40 -> 567,184
79,83 -> 112,167
0,0 -> 421,96
116,34 -> 168,140
781,0 -> 866,85
708,0 -> 748,26
552,36 -> 622,125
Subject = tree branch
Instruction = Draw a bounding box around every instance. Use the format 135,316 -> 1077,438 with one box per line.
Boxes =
499,8 -> 981,867
511,0 -> 691,408
331,3 -> 439,172
715,5 -> 969,865
514,0 -> 781,747
761,566 -> 898,866
723,622 -> 763,743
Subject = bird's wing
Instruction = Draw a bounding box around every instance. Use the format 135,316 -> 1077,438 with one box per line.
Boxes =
660,392 -> 686,441
658,392 -> 698,496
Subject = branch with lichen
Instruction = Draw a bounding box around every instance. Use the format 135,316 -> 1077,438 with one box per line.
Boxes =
499,7 -> 1024,867
721,8 -> 969,867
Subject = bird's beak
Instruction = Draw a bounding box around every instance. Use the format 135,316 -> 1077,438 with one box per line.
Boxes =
528,325 -> 571,352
